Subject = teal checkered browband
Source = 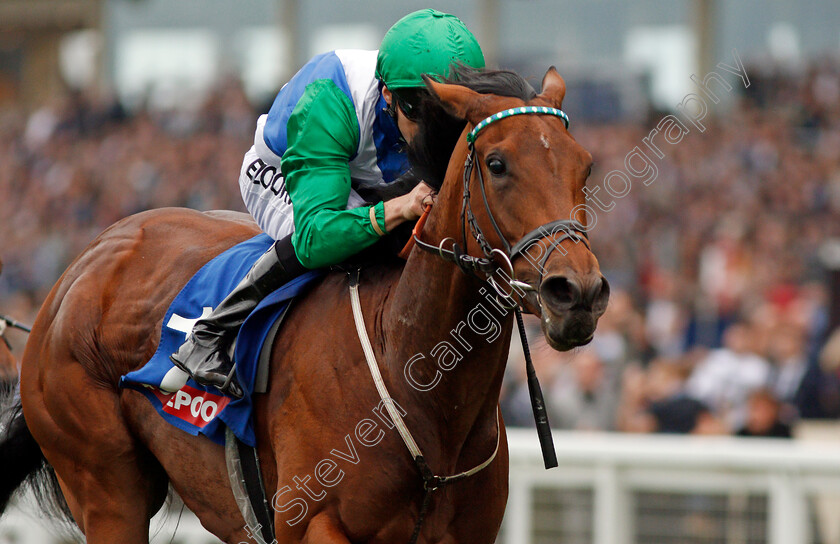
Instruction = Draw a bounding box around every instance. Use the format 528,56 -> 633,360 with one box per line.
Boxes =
466,106 -> 570,144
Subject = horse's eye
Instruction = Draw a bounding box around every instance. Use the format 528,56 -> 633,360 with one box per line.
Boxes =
486,157 -> 506,176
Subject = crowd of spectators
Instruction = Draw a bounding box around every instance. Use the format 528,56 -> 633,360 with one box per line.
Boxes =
0,58 -> 839,438
504,57 -> 840,436
0,260 -> 17,385
0,79 -> 254,357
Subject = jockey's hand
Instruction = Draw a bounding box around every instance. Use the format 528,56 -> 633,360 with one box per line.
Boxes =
383,181 -> 436,232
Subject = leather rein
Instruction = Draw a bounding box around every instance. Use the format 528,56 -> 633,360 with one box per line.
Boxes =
0,314 -> 31,333
0,313 -> 30,350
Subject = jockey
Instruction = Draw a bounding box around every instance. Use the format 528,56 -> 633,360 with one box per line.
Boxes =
170,9 -> 485,397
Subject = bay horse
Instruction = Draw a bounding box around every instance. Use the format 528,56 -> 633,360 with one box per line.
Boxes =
0,68 -> 608,543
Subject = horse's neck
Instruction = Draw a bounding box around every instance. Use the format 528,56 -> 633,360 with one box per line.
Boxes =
382,202 -> 513,469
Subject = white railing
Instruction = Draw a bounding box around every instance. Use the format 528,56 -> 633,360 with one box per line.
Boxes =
4,430 -> 840,544
501,428 -> 840,544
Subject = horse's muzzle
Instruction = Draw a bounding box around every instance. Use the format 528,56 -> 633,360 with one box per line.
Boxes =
538,272 -> 610,350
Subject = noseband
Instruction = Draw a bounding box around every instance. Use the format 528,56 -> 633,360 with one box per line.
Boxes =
414,105 -> 590,307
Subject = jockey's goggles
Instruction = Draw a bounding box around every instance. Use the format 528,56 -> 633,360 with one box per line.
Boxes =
392,88 -> 426,122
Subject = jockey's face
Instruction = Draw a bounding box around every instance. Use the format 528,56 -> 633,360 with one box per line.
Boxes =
382,86 -> 419,144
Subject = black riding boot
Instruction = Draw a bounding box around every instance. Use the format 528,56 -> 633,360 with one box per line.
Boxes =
170,236 -> 306,398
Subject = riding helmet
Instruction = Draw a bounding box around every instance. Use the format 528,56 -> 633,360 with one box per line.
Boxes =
375,9 -> 485,90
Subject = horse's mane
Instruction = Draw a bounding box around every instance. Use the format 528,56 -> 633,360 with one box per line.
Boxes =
407,64 -> 538,190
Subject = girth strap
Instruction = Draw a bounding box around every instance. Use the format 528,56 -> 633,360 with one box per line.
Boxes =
224,428 -> 276,544
235,437 -> 275,543
348,269 -> 500,543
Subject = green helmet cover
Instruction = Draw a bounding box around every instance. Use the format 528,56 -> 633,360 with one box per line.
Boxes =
376,9 -> 485,90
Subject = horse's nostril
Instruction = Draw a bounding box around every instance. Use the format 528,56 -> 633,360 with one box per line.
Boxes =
587,276 -> 611,314
541,274 -> 609,314
541,275 -> 581,311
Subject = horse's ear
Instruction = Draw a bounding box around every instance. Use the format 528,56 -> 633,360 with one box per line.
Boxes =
539,66 -> 566,108
425,76 -> 486,122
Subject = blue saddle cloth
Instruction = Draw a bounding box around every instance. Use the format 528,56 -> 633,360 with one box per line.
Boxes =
120,233 -> 323,446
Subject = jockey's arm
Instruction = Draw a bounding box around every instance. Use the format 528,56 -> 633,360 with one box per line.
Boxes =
282,79 -> 385,269
282,80 -> 427,269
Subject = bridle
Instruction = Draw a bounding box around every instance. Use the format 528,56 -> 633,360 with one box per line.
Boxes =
407,104 -> 596,477
352,105 -> 594,542
412,105 -> 591,309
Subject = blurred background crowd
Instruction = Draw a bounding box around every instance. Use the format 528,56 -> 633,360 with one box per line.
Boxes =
1,1 -> 840,442
503,57 -> 840,436
1,56 -> 839,440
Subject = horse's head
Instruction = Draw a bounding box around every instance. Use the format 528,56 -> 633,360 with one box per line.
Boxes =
425,68 -> 610,351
